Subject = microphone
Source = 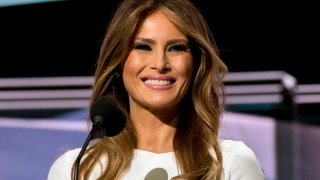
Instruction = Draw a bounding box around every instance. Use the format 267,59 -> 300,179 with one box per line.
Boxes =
74,96 -> 126,180
90,96 -> 126,137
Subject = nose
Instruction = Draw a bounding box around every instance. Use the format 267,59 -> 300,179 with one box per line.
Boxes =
150,50 -> 170,72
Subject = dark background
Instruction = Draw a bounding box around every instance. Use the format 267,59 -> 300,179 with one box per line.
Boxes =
1,0 -> 319,84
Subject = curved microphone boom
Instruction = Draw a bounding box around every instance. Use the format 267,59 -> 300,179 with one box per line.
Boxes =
74,96 -> 126,180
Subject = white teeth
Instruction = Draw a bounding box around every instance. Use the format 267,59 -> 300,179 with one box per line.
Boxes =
144,79 -> 171,85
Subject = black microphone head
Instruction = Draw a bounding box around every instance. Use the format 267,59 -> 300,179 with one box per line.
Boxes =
90,96 -> 126,137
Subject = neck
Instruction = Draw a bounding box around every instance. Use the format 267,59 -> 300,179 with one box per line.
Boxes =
130,102 -> 179,153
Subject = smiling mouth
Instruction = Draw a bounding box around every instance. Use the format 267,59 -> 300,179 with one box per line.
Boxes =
143,79 -> 175,86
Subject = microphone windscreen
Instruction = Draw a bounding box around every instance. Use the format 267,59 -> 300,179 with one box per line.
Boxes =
90,96 -> 126,137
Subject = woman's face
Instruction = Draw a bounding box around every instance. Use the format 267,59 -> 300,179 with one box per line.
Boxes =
123,10 -> 193,112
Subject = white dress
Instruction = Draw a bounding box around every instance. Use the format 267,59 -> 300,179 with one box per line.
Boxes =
47,139 -> 265,180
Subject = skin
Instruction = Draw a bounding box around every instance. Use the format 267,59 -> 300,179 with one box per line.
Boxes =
122,10 -> 194,153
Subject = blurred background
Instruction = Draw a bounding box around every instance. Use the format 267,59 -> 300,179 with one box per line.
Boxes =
0,0 -> 319,180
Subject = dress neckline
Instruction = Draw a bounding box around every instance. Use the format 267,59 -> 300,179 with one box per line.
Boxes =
134,149 -> 174,156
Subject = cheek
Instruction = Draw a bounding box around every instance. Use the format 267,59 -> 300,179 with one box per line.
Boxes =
122,54 -> 135,87
122,52 -> 147,91
123,54 -> 135,72
123,53 -> 142,77
174,57 -> 194,79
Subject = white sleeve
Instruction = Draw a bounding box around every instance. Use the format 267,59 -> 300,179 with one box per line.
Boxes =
228,141 -> 265,180
47,149 -> 80,180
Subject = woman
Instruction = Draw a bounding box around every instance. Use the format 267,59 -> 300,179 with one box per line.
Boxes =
48,0 -> 265,179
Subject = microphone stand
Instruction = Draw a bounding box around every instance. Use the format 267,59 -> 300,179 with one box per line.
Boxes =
74,116 -> 103,180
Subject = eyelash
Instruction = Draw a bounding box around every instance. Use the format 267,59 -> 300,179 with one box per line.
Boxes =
134,44 -> 151,51
168,45 -> 189,52
133,44 -> 189,52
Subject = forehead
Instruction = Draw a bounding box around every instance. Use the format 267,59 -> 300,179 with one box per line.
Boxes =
136,10 -> 186,40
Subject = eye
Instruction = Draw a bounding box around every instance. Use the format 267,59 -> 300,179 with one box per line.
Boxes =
168,44 -> 189,52
133,43 -> 152,51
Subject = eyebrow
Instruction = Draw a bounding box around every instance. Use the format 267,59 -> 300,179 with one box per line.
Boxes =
134,37 -> 188,45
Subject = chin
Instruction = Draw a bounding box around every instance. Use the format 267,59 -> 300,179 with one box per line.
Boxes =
146,100 -> 179,110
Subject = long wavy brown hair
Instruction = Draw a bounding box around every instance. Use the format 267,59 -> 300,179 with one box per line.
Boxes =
73,0 -> 228,179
